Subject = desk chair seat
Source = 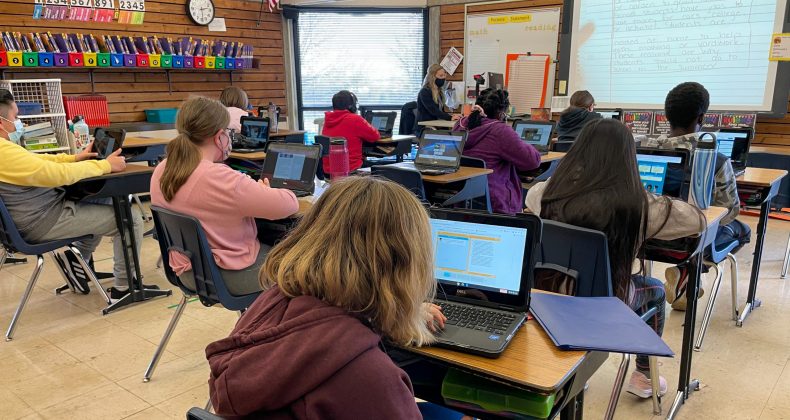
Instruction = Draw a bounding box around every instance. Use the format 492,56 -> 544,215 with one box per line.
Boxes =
537,220 -> 662,418
695,239 -> 741,351
144,206 -> 261,382
459,156 -> 492,213
0,199 -> 110,341
371,166 -> 427,202
187,407 -> 223,420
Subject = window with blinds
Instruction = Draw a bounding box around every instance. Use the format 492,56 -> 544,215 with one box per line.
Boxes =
295,9 -> 426,130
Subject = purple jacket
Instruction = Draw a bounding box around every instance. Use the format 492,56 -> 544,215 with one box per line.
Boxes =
455,117 -> 541,214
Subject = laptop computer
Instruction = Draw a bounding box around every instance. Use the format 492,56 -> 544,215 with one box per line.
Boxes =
512,120 -> 554,155
429,209 -> 541,358
716,128 -> 752,177
233,116 -> 270,153
92,127 -> 126,158
598,109 -> 623,121
412,130 -> 467,176
636,147 -> 692,199
365,111 -> 397,138
259,143 -> 321,197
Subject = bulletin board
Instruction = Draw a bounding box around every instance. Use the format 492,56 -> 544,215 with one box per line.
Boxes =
464,4 -> 561,103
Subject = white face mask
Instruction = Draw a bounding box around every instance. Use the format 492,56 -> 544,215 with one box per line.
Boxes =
1,116 -> 24,144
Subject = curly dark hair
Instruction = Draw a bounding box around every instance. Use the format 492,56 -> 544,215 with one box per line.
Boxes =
664,82 -> 709,130
468,88 -> 510,129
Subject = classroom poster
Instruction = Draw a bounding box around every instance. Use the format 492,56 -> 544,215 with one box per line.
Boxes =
703,113 -> 721,130
440,47 -> 464,76
623,111 -> 653,135
769,33 -> 790,61
720,113 -> 757,129
652,112 -> 671,136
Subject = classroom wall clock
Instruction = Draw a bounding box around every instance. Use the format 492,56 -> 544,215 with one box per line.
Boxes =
186,0 -> 215,26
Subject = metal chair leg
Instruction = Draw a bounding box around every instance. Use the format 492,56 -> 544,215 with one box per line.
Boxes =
0,246 -> 8,274
133,194 -> 152,222
156,255 -> 163,269
5,255 -> 45,341
782,234 -> 789,279
205,397 -> 213,412
605,354 -> 630,420
649,356 -> 662,415
695,262 -> 722,351
69,246 -> 111,305
645,260 -> 653,278
143,294 -> 189,382
727,253 -> 739,321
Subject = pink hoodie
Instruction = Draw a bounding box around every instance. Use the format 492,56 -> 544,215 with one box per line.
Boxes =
151,159 -> 299,270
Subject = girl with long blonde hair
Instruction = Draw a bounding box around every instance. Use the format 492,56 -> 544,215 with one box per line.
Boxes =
416,63 -> 457,133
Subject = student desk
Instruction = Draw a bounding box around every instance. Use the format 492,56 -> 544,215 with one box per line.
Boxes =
123,130 -> 177,164
521,152 -> 567,189
393,295 -> 608,419
418,120 -> 457,129
645,206 -> 727,420
734,167 -> 788,327
66,164 -> 172,314
228,150 -> 266,161
378,134 -> 417,144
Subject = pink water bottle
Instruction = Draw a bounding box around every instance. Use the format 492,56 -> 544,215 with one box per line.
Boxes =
328,138 -> 350,179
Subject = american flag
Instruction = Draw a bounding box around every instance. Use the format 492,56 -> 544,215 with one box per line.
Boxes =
268,0 -> 279,12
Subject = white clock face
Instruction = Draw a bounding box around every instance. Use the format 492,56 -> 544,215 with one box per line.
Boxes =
188,0 -> 215,25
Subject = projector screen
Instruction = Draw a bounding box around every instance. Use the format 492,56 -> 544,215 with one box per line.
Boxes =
566,0 -> 789,112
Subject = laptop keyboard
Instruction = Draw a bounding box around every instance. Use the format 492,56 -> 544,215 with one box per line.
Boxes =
437,302 -> 517,334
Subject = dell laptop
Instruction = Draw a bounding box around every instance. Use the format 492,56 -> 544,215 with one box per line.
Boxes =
233,116 -> 270,153
429,209 -> 541,358
636,147 -> 692,199
412,130 -> 467,176
365,111 -> 397,138
259,143 -> 321,197
716,128 -> 752,177
512,120 -> 554,155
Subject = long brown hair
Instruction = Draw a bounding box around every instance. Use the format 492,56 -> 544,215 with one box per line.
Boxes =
562,90 -> 595,115
260,176 -> 436,346
219,86 -> 248,110
422,63 -> 447,108
540,119 -> 648,300
160,97 -> 230,201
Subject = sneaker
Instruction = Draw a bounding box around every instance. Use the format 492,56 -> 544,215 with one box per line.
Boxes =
671,287 -> 705,311
626,371 -> 667,399
664,266 -> 686,304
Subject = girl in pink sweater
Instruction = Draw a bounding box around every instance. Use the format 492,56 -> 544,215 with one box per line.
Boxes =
151,97 -> 299,295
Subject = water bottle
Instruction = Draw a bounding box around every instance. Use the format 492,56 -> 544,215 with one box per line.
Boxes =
72,116 -> 90,153
689,133 -> 718,209
410,144 -> 418,160
328,138 -> 350,179
267,102 -> 279,133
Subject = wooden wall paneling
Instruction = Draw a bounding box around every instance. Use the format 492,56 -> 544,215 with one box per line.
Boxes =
439,1 -> 789,148
0,0 -> 287,124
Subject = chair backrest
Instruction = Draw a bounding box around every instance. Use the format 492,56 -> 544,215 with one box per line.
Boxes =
536,219 -> 614,298
552,141 -> 574,153
0,197 -> 24,253
371,166 -> 427,201
151,206 -> 259,311
313,135 -> 331,157
186,407 -> 224,420
399,101 -> 418,135
459,156 -> 492,212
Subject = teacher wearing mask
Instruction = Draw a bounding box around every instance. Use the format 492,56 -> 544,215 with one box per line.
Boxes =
416,64 -> 457,135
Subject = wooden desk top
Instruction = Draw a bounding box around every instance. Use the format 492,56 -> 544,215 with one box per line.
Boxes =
270,129 -> 305,138
418,120 -> 456,128
541,152 -> 565,163
702,206 -> 727,229
406,314 -> 587,392
124,136 -> 172,148
229,151 -> 266,161
82,163 -> 154,181
420,166 -> 493,184
378,134 -> 416,144
736,167 -> 788,187
124,129 -> 304,148
750,145 -> 790,156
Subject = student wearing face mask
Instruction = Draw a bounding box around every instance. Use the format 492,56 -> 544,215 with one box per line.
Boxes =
454,88 -> 541,215
150,97 -> 299,295
416,64 -> 459,135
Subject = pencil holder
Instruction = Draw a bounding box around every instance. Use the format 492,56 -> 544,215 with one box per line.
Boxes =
148,54 -> 160,68
97,53 -> 111,67
68,52 -> 84,67
183,56 -> 194,68
54,52 -> 69,67
214,56 -> 225,69
83,52 -> 97,67
172,55 -> 184,68
160,54 -> 173,68
204,56 -> 215,69
110,53 -> 124,67
23,52 -> 39,67
135,54 -> 149,67
0,52 -> 7,67
234,58 -> 245,69
7,52 -> 23,67
38,52 -> 54,67
194,56 -> 206,68
244,57 -> 252,68
124,54 -> 137,67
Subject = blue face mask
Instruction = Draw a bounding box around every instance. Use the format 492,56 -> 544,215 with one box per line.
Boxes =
1,116 -> 24,144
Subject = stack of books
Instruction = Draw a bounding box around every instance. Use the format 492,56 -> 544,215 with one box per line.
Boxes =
22,122 -> 59,151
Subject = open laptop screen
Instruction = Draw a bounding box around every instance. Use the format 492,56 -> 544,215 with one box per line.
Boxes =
416,132 -> 465,168
637,154 -> 681,195
715,130 -> 750,168
636,148 -> 690,198
371,115 -> 390,131
260,143 -> 320,192
513,122 -> 552,146
241,117 -> 270,141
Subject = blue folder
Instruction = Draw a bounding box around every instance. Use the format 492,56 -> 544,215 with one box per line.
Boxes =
529,293 -> 674,357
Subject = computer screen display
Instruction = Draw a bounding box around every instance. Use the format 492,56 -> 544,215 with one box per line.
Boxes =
416,133 -> 465,167
513,123 -> 552,146
371,115 -> 390,131
714,131 -> 749,161
261,144 -> 320,191
637,154 -> 683,195
430,218 -> 527,296
598,110 -> 622,120
242,119 -> 269,140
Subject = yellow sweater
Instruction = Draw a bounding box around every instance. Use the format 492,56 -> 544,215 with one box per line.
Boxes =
0,139 -> 110,187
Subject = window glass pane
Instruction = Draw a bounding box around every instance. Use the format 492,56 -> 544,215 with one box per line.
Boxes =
297,11 -> 424,109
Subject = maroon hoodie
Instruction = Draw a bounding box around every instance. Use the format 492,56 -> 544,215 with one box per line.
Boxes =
206,287 -> 422,419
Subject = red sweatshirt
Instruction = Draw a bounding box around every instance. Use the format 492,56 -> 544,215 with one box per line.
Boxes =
321,110 -> 380,172
206,287 -> 422,419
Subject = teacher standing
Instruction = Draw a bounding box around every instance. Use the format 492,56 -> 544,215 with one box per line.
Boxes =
416,64 -> 456,134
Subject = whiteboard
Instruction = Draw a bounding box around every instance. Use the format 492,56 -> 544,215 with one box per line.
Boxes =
464,5 -> 561,103
566,0 -> 790,112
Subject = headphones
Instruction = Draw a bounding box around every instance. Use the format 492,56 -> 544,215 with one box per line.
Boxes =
347,91 -> 358,114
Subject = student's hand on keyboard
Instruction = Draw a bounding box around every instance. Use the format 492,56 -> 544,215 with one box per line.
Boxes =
424,303 -> 447,332
258,178 -> 270,188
